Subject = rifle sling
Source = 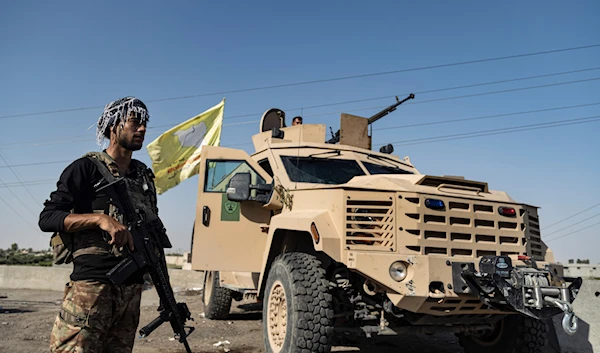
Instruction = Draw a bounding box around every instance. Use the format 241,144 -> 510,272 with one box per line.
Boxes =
87,156 -> 119,190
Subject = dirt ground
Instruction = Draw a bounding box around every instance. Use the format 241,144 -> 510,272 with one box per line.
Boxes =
0,287 -> 560,353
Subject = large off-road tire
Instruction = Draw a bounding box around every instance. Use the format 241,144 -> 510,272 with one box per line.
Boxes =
262,253 -> 334,353
202,270 -> 233,319
458,315 -> 548,353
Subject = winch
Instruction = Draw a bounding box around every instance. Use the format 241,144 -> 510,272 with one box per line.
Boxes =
456,255 -> 581,335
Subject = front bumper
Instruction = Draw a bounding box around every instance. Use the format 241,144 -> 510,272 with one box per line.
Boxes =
458,255 -> 582,335
346,251 -> 582,334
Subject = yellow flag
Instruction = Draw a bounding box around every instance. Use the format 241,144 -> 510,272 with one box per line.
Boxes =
146,98 -> 225,194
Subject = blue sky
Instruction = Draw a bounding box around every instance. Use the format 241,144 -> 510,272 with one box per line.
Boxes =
1,1 -> 599,263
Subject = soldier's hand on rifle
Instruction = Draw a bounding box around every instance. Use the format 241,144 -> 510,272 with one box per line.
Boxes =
98,214 -> 135,250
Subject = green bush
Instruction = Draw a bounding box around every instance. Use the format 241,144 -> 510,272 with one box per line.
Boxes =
0,250 -> 53,266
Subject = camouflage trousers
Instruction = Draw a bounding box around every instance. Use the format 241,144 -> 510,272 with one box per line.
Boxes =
50,280 -> 143,353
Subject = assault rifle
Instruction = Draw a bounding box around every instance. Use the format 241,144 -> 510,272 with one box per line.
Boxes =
327,93 -> 415,144
95,172 -> 195,353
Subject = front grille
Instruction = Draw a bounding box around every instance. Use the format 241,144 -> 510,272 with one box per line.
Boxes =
398,193 -> 533,259
345,192 -> 395,251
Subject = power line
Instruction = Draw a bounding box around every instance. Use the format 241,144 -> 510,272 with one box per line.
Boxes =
378,115 -> 600,147
0,160 -> 73,169
220,69 -> 600,121
0,193 -> 40,233
299,77 -> 600,120
0,119 -> 257,150
373,102 -> 600,131
0,120 -> 260,149
544,212 -> 600,239
0,117 -> 598,183
0,162 -> 45,235
0,141 -> 255,171
3,75 -> 600,151
205,68 -> 600,122
294,66 -> 600,111
0,172 -> 41,233
0,116 -> 597,240
3,114 -> 597,189
0,150 -> 42,207
2,65 -> 594,132
0,180 -> 56,188
543,203 -> 600,230
2,43 -> 600,120
411,77 -> 600,105
1,114 -> 599,171
545,220 -> 600,242
0,179 -> 56,188
0,171 -> 39,218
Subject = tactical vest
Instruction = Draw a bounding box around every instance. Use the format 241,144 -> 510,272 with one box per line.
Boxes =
50,151 -> 158,265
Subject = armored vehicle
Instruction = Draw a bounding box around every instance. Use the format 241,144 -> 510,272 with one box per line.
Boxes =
191,96 -> 582,353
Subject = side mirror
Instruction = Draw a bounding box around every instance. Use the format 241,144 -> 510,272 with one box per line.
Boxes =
226,173 -> 251,201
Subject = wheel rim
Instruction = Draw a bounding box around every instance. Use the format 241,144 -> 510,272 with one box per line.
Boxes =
471,319 -> 505,346
204,271 -> 214,306
267,280 -> 287,353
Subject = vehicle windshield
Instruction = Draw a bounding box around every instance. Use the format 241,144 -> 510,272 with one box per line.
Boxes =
280,156 -> 365,184
362,161 -> 414,175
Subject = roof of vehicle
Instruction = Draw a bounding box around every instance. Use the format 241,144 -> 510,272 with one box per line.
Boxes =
251,123 -> 415,168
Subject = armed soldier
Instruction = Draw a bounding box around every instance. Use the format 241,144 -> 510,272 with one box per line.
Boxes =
39,97 -> 160,353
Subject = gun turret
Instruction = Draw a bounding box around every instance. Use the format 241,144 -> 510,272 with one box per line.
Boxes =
326,93 -> 415,145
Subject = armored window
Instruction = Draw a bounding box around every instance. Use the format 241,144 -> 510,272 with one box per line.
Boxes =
280,156 -> 365,185
362,161 -> 413,175
204,160 -> 265,193
258,158 -> 273,177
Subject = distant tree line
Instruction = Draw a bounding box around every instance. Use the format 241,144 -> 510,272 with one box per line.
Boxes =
567,259 -> 591,264
0,243 -> 53,266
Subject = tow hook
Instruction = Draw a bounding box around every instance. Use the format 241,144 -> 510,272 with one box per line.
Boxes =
544,296 -> 578,335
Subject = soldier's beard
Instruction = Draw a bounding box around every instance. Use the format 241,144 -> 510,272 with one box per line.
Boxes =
117,134 -> 143,151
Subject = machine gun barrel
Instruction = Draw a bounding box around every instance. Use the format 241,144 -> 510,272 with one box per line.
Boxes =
367,93 -> 414,125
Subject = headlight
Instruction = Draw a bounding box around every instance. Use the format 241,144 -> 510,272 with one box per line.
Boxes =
389,261 -> 408,282
352,208 -> 375,229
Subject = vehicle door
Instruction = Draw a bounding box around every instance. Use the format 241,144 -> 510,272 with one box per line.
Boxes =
191,145 -> 272,272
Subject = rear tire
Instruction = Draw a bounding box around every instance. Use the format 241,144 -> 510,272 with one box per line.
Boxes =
202,271 -> 233,319
458,315 -> 547,353
262,252 -> 334,353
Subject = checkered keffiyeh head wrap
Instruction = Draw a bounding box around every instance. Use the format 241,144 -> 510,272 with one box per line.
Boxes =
95,96 -> 150,146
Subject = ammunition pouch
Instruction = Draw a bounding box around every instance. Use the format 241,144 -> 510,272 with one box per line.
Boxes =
50,232 -> 112,265
50,150 -> 160,265
50,232 -> 74,265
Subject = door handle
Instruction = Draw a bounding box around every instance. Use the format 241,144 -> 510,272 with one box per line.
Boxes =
202,206 -> 210,227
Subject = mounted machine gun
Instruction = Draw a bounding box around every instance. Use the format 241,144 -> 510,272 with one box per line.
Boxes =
327,93 -> 415,148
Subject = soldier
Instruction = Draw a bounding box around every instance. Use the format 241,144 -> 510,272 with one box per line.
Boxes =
39,96 -> 160,353
292,116 -> 303,126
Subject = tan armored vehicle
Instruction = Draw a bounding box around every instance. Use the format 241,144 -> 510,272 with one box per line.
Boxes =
191,95 -> 582,353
